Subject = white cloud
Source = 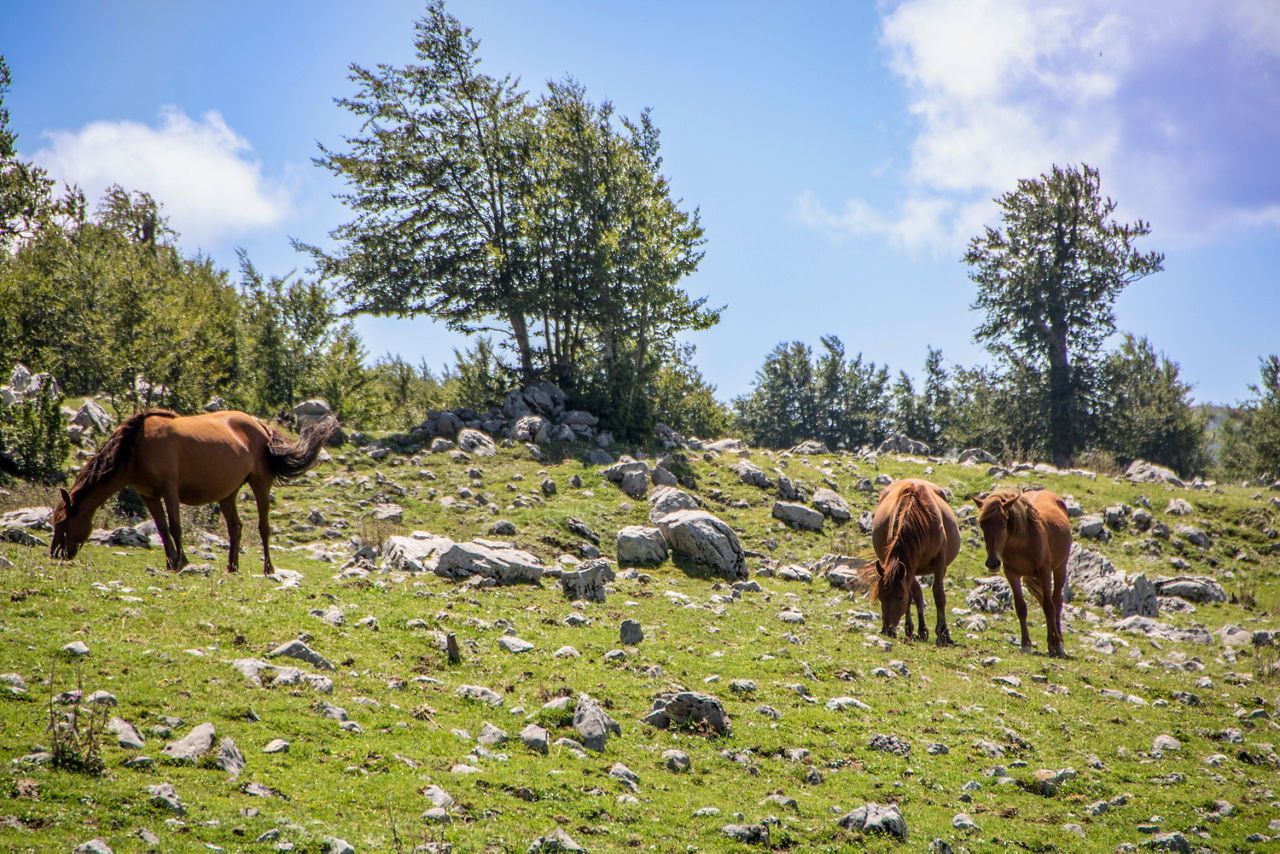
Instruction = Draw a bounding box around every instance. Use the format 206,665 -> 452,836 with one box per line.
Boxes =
30,107 -> 290,249
800,0 -> 1280,253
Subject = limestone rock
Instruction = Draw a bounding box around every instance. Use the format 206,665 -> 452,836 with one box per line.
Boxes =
657,509 -> 748,580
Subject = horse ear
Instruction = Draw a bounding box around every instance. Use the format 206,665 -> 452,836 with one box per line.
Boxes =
971,495 -> 984,508
59,488 -> 72,508
874,561 -> 884,577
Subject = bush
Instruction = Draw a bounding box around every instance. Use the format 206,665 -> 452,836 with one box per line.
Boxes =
0,383 -> 70,483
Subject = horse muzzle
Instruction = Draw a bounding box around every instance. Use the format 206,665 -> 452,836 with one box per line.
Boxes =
985,557 -> 1001,570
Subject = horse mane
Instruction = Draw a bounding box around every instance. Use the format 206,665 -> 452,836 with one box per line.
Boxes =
873,482 -> 935,602
69,409 -> 176,497
978,488 -> 1040,538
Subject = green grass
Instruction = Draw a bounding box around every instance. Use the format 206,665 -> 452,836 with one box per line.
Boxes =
1,441 -> 1278,852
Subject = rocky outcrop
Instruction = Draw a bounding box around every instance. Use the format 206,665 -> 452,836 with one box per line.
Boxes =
434,540 -> 545,584
657,509 -> 748,580
1067,546 -> 1157,617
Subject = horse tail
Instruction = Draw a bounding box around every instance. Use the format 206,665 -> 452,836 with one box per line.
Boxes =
266,416 -> 339,480
879,483 -> 924,601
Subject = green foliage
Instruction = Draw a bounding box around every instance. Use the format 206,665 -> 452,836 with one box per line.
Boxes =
0,187 -> 240,412
45,662 -> 108,776
0,55 -> 56,254
734,335 -> 889,449
651,344 -> 731,439
301,4 -> 717,434
1099,334 -> 1208,475
1219,355 -> 1280,480
965,163 -> 1164,466
363,354 -> 446,431
0,380 -> 71,483
438,336 -> 518,413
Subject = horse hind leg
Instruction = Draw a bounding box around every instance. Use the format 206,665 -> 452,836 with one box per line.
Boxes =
1045,567 -> 1067,658
248,476 -> 275,576
219,494 -> 243,574
930,568 -> 952,647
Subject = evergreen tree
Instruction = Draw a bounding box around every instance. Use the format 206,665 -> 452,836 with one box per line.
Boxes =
965,164 -> 1164,467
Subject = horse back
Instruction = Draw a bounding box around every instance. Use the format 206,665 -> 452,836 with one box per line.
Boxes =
871,478 -> 956,565
132,410 -> 271,502
1026,489 -> 1072,566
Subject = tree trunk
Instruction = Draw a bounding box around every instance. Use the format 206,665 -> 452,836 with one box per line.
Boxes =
508,309 -> 534,382
1047,329 -> 1073,468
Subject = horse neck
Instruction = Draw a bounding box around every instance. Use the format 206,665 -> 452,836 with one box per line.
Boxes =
70,466 -> 132,518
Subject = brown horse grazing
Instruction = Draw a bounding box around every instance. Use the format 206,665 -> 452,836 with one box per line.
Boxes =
51,409 -> 337,574
866,478 -> 960,644
972,488 -> 1071,658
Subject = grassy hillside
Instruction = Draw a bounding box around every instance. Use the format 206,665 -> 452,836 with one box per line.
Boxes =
2,435 -> 1278,853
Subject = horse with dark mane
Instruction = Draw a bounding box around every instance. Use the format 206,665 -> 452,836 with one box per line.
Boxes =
865,478 -> 960,644
51,409 -> 338,574
972,488 -> 1071,658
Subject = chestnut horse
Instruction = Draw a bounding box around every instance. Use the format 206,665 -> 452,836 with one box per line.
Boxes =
51,409 -> 337,574
972,489 -> 1071,658
866,478 -> 960,644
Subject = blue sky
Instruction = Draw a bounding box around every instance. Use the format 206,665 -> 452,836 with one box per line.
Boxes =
6,0 -> 1279,406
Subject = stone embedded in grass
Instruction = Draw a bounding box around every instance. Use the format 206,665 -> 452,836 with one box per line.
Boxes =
573,694 -> 621,751
267,639 -> 334,671
722,824 -> 770,845
147,782 -> 185,814
837,802 -> 908,841
262,739 -> 289,754
953,813 -> 979,832
61,641 -> 90,657
422,784 -> 454,809
0,672 -> 27,694
498,636 -> 534,653
868,734 -> 911,756
825,696 -> 870,713
456,685 -> 503,707
478,722 -> 509,746
663,749 -> 690,772
620,619 -> 643,645
1152,734 -> 1181,754
107,717 -> 144,750
519,724 -> 549,755
72,838 -> 113,854
215,737 -> 245,779
526,828 -> 586,852
772,500 -> 823,531
657,509 -> 748,580
323,838 -> 354,854
160,722 -> 215,764
559,559 -> 615,602
643,691 -> 731,735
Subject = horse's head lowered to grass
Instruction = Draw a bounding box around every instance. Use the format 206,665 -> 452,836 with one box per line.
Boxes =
50,487 -> 93,561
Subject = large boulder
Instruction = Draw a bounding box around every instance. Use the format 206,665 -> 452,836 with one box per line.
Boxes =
959,448 -> 999,465
877,433 -> 929,456
648,486 -> 700,523
292,399 -> 332,432
772,501 -> 824,531
381,533 -> 456,573
732,460 -> 771,489
1067,545 -> 1156,617
657,509 -> 748,580
1126,459 -> 1185,488
1154,575 -> 1227,603
616,526 -> 668,565
811,488 -> 851,522
513,415 -> 551,445
456,428 -> 497,458
434,540 -> 544,584
72,400 -> 113,434
966,576 -> 1013,613
788,440 -> 829,455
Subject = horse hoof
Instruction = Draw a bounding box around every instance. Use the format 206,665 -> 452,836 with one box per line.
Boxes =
1019,644 -> 1034,654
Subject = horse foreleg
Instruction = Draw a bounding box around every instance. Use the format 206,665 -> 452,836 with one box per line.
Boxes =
913,578 -> 928,641
931,570 -> 951,646
141,496 -> 178,571
249,478 -> 275,575
219,494 -> 243,574
1006,572 -> 1033,653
